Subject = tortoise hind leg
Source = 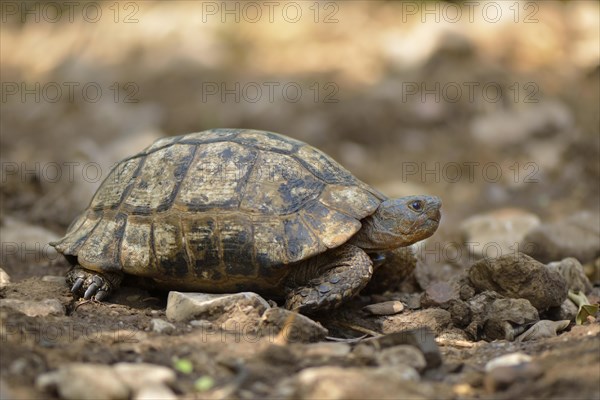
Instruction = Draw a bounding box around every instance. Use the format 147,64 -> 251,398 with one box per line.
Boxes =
67,266 -> 123,301
285,244 -> 373,313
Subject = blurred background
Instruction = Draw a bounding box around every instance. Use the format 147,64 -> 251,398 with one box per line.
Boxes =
1,1 -> 599,279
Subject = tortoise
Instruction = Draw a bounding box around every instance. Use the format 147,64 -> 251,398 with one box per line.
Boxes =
51,129 -> 441,312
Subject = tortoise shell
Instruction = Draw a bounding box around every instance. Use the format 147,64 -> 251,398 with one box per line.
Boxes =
52,129 -> 384,290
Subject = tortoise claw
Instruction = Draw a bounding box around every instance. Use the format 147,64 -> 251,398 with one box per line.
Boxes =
94,290 -> 109,302
83,282 -> 99,300
66,267 -> 122,302
71,277 -> 84,293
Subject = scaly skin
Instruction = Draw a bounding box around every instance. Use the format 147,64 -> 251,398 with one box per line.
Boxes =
285,244 -> 373,313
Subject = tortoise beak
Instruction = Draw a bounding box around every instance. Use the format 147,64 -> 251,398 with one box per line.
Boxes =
426,196 -> 442,223
429,209 -> 441,223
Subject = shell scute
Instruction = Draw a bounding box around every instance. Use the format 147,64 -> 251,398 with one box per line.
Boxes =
295,145 -> 357,185
233,129 -> 301,153
90,157 -> 142,210
123,144 -> 195,214
175,142 -> 257,211
240,151 -> 324,215
152,214 -> 189,278
77,212 -> 126,272
301,201 -> 362,249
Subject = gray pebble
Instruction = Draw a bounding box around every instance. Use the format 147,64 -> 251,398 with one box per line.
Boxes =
363,301 -> 404,315
376,345 -> 427,372
150,319 -> 176,335
0,268 -> 10,288
36,363 -> 129,400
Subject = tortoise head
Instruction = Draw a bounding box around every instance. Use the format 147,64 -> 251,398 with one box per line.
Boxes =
351,195 -> 442,251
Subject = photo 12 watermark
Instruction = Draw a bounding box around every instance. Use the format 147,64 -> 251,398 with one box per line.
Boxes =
199,81 -> 339,104
199,1 -> 340,24
1,321 -> 141,345
398,1 -> 539,24
1,82 -> 139,104
1,161 -> 105,185
1,1 -> 141,24
1,241 -> 59,266
414,240 -> 542,265
400,161 -> 539,184
400,81 -> 540,104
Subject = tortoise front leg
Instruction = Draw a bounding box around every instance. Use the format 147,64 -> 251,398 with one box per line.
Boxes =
67,266 -> 123,301
285,244 -> 373,313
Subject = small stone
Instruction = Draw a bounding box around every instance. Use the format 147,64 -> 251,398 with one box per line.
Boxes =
488,298 -> 539,325
546,299 -> 579,322
302,342 -> 351,358
165,291 -> 270,325
421,282 -> 459,308
547,258 -> 593,294
361,328 -> 442,370
483,298 -> 539,341
37,363 -> 129,400
523,211 -> 600,264
10,358 -> 31,375
41,275 -> 67,285
0,298 -> 65,317
289,366 -> 441,399
134,384 -> 177,400
0,268 -> 10,288
35,371 -> 59,392
447,300 -> 471,328
466,291 -> 500,316
113,362 -> 176,390
190,320 -> 215,329
484,353 -> 543,392
485,352 -> 532,372
460,208 -> 541,259
456,275 -> 476,301
465,292 -> 539,341
421,279 -> 471,328
469,252 -> 568,311
516,320 -> 570,342
363,301 -> 404,315
400,292 -> 422,309
259,308 -> 328,343
382,308 -> 452,337
150,319 -> 176,335
351,343 -> 377,364
485,366 -> 519,391
376,365 -> 420,382
376,345 -> 427,372
421,282 -> 459,307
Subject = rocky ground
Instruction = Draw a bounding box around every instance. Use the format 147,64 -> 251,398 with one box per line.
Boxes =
1,2 -> 599,399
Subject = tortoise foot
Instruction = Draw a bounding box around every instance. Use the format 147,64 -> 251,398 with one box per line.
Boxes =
66,267 -> 122,301
285,244 -> 373,313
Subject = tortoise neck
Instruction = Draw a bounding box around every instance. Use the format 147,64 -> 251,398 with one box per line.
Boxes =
350,214 -> 412,252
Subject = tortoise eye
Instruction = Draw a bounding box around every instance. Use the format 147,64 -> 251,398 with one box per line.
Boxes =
409,200 -> 423,212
